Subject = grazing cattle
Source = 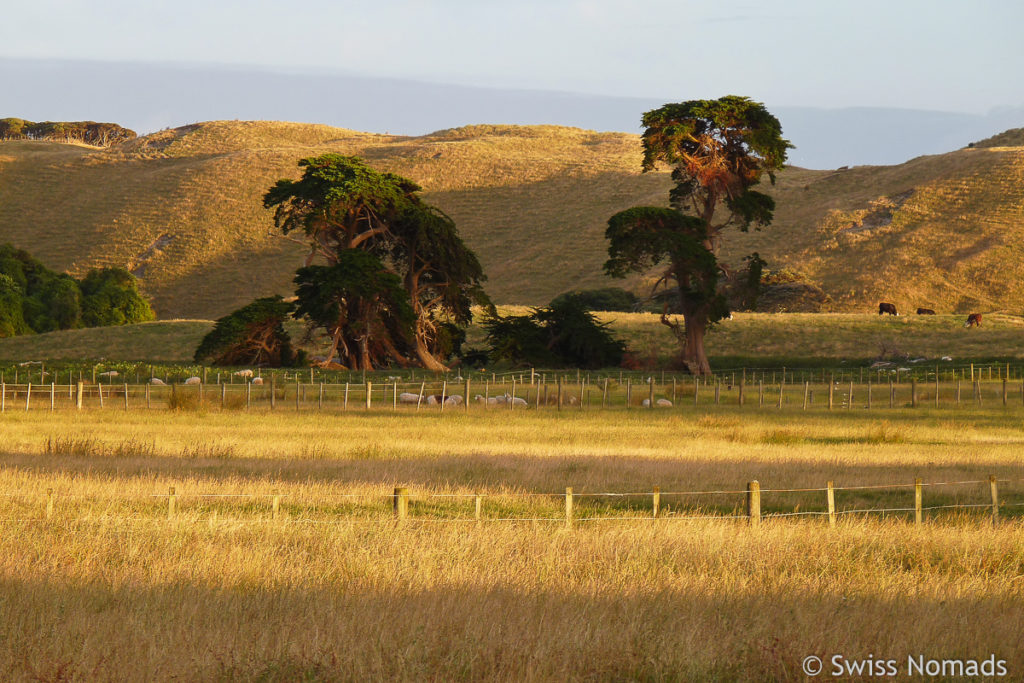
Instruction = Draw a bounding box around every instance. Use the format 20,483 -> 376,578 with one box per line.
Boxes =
184,376 -> 201,385
965,313 -> 982,328
878,302 -> 898,316
149,378 -> 166,385
251,377 -> 264,385
916,308 -> 935,315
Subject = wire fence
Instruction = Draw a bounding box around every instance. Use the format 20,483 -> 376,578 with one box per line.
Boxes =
7,371 -> 1024,413
5,477 -> 1020,528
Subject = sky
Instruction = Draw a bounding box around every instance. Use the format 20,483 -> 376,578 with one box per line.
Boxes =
2,0 -> 1022,115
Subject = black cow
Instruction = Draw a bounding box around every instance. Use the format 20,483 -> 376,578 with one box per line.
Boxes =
878,302 -> 898,316
965,313 -> 982,328
916,308 -> 936,315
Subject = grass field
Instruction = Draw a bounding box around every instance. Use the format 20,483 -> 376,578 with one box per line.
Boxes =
1,123 -> 1023,319
4,311 -> 1024,367
1,407 -> 1022,680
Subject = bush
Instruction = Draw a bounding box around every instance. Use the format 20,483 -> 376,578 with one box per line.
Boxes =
549,287 -> 637,312
194,296 -> 305,367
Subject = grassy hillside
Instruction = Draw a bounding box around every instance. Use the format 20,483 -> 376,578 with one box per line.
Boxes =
1,120 -> 1022,320
4,312 -> 1024,365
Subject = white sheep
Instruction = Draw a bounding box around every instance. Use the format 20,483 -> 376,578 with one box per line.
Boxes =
149,378 -> 166,385
474,394 -> 500,405
233,369 -> 254,378
184,376 -> 201,385
641,398 -> 673,407
399,392 -> 421,404
446,395 -> 463,406
99,370 -> 119,378
251,377 -> 264,385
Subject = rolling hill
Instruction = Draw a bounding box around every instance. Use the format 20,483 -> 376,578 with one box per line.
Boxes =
0,120 -> 1022,320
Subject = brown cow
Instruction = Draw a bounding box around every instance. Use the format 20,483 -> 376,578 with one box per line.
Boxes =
916,308 -> 935,315
878,302 -> 898,316
965,313 -> 982,328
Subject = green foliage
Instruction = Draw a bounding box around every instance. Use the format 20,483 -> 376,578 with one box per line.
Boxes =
194,296 -> 304,366
484,298 -> 626,369
79,268 -> 155,327
550,288 -> 637,313
0,274 -> 30,338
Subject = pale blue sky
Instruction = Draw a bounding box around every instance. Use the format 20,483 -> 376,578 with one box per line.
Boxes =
2,0 -> 1021,113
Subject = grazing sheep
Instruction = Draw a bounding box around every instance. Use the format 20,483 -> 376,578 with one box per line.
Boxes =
399,392 -> 421,404
184,376 -> 201,385
233,369 -> 254,378
251,377 -> 264,385
641,398 -> 673,407
510,396 -> 528,407
99,370 -> 119,378
149,378 -> 166,385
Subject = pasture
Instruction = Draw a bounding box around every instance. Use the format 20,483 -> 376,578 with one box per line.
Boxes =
1,405 -> 1023,680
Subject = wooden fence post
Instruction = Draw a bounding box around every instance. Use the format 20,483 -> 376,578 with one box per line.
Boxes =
625,378 -> 630,409
564,487 -> 573,529
475,493 -> 482,524
714,380 -> 720,405
168,486 -> 176,519
914,478 -> 922,525
393,487 -> 408,522
1,382 -> 5,412
802,381 -> 809,410
557,377 -> 563,411
649,378 -> 655,408
269,377 -> 276,409
911,379 -> 917,408
827,481 -> 835,527
75,381 -> 83,410
602,378 -> 608,408
272,493 -> 281,520
465,378 -> 471,412
123,382 -> 128,411
50,382 -> 55,412
867,379 -> 872,409
746,481 -> 761,527
365,381 -> 372,410
990,475 -> 999,525
694,378 -> 699,407
848,381 -> 853,410
46,488 -> 54,519
652,486 -> 660,518
777,381 -> 783,409
828,375 -> 833,410
889,380 -> 894,409
319,383 -> 324,411
393,382 -> 398,412
1002,378 -> 1007,406
25,382 -> 31,412
440,380 -> 447,412
738,377 -> 744,406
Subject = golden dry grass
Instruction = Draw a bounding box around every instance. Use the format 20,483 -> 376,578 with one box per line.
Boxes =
1,408 -> 1023,680
2,122 -> 1021,320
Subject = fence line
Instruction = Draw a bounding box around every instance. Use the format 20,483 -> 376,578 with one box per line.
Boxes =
4,476 -> 1018,527
9,377 -> 1024,414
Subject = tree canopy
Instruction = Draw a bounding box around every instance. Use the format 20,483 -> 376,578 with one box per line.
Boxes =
0,118 -> 136,146
264,155 -> 489,370
194,296 -> 304,367
606,96 -> 790,375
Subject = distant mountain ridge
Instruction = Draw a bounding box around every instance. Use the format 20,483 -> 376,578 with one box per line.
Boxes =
0,120 -> 1022,320
2,57 -> 1022,169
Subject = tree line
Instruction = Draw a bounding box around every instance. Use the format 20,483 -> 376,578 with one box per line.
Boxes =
0,118 -> 136,146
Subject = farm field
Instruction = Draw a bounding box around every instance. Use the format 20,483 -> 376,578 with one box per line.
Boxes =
1,407 -> 1023,680
2,311 -> 1024,366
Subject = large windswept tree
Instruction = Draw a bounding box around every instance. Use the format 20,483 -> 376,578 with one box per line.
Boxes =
264,154 -> 489,370
605,96 -> 791,375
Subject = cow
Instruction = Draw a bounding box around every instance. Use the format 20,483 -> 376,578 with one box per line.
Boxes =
878,302 -> 898,316
965,313 -> 982,328
916,308 -> 936,315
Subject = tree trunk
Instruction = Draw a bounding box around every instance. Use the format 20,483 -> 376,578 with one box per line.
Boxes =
414,337 -> 448,372
681,312 -> 712,376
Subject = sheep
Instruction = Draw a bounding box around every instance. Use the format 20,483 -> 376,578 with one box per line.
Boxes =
233,369 -> 254,378
149,378 -> 166,385
251,377 -> 264,385
446,394 -> 463,406
399,392 -> 421,404
510,396 -> 528,408
641,398 -> 673,407
99,370 -> 119,378
474,394 -> 501,405
184,376 -> 201,385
